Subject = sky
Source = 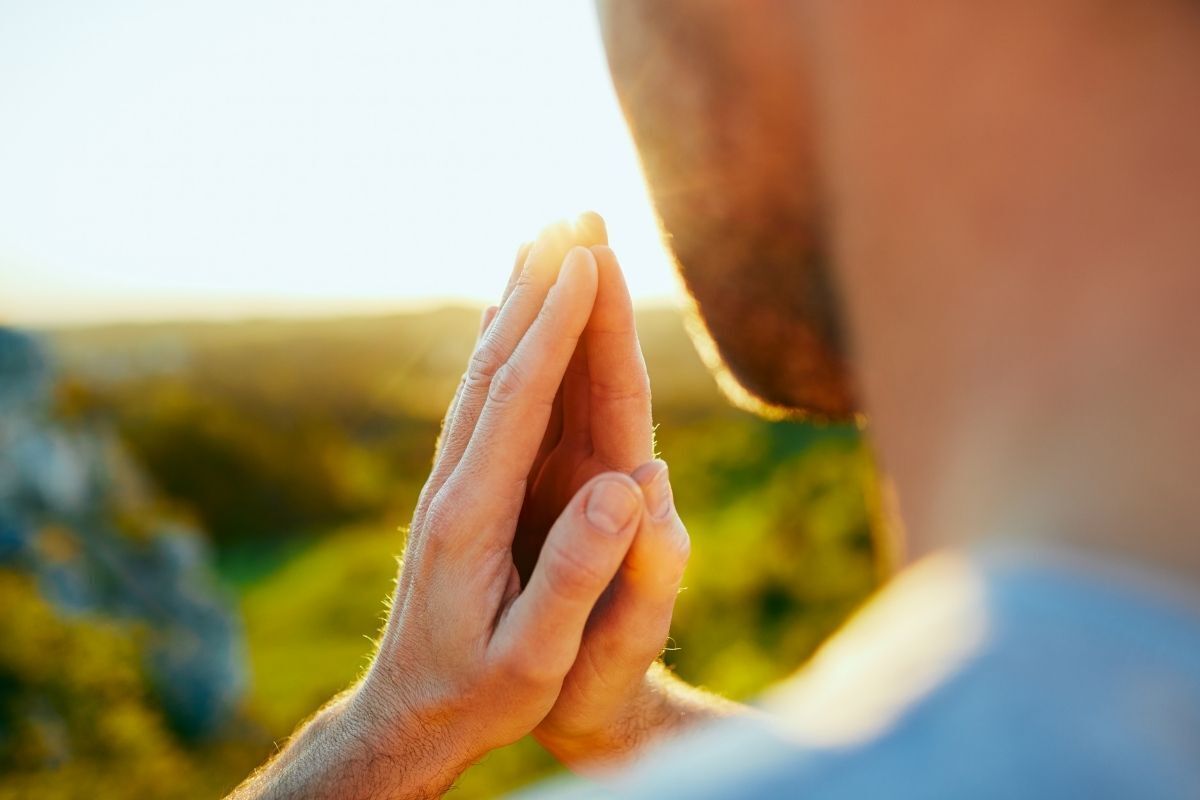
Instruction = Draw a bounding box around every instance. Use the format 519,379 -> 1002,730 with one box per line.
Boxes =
0,0 -> 683,326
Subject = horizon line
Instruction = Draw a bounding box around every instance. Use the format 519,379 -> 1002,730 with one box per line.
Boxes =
5,293 -> 687,332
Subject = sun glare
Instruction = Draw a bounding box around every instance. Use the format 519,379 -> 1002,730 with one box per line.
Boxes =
0,0 -> 682,326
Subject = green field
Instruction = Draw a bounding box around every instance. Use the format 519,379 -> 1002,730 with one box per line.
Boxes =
2,307 -> 884,798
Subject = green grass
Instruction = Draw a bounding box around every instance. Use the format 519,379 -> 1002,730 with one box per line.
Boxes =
238,524 -> 398,735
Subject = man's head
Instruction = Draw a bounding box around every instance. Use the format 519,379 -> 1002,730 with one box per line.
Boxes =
598,1 -> 1200,573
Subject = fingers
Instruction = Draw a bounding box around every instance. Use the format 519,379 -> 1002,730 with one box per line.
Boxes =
432,303 -> 499,464
420,223 -> 576,512
497,212 -> 600,308
622,460 -> 690,604
525,214 -> 608,478
451,304 -> 500,429
494,472 -> 643,682
585,245 -> 654,471
447,247 -> 600,534
478,304 -> 500,340
434,216 -> 607,486
512,215 -> 607,485
554,460 -> 689,715
574,210 -> 608,249
499,241 -> 533,308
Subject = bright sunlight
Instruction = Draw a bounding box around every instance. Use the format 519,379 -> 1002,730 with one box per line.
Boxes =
0,0 -> 679,325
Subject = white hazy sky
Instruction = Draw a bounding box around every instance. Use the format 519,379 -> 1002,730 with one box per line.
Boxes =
0,0 -> 683,326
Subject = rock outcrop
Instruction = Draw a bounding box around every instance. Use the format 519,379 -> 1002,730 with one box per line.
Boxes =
0,327 -> 244,738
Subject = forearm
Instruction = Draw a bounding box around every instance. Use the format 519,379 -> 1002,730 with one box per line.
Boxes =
538,662 -> 748,773
227,682 -> 464,800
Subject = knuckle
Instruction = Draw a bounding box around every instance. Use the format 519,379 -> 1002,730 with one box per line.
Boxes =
657,524 -> 691,585
541,538 -> 608,602
590,371 -> 651,404
487,360 -> 526,405
576,644 -> 622,695
640,522 -> 690,588
666,541 -> 691,585
497,643 -> 560,687
669,524 -> 692,565
419,492 -> 460,553
422,523 -> 452,555
411,479 -> 441,526
467,339 -> 505,383
510,266 -> 537,296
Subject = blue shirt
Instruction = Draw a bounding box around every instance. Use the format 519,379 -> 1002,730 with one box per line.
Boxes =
517,547 -> 1200,799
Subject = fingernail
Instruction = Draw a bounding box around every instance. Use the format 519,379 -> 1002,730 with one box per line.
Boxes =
586,479 -> 641,534
641,460 -> 673,521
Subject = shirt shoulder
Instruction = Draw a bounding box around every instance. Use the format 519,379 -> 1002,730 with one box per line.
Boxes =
516,548 -> 1200,799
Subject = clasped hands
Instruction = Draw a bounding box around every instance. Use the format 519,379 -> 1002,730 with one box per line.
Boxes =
227,214 -> 726,800
350,215 -> 693,795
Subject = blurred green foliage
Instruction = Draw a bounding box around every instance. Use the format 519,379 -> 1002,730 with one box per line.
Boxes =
4,307 -> 883,797
0,572 -> 257,800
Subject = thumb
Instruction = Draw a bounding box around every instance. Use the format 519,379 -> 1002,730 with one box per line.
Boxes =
491,473 -> 643,684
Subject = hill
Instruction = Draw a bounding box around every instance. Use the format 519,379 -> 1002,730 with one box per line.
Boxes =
0,306 -> 884,797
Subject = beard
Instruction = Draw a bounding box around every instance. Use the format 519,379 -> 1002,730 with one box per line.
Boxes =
659,192 -> 858,422
600,0 -> 857,421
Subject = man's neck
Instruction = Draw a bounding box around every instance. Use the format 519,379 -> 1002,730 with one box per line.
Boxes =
817,1 -> 1200,583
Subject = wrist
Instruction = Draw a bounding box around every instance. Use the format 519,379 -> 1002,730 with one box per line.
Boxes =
346,667 -> 478,798
534,668 -> 666,773
535,664 -> 746,775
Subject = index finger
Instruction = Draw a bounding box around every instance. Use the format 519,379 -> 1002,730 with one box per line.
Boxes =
441,246 -> 601,542
420,224 -> 573,515
436,215 -> 607,487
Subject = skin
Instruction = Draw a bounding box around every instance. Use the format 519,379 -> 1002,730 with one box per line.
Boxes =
598,0 -> 1200,578
806,0 -> 1200,579
595,0 -> 855,421
233,0 -> 1200,796
507,219 -> 743,770
228,218 -> 740,800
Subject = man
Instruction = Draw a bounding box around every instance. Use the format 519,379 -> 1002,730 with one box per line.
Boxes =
231,1 -> 1200,797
